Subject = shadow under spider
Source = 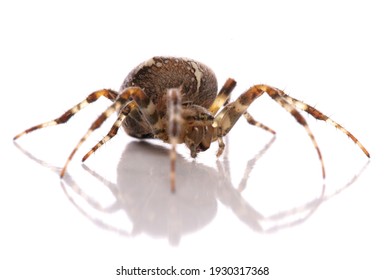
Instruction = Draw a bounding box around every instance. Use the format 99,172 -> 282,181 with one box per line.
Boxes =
14,138 -> 369,246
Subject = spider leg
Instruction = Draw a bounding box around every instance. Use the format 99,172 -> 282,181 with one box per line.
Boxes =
282,94 -> 370,158
167,88 -> 182,192
81,103 -> 135,162
216,136 -> 226,157
13,89 -> 119,140
59,87 -> 147,178
209,78 -> 237,115
215,112 -> 275,157
243,111 -> 276,134
206,78 -> 236,156
214,84 -> 326,178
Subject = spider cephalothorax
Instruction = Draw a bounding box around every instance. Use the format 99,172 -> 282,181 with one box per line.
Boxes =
14,56 -> 370,191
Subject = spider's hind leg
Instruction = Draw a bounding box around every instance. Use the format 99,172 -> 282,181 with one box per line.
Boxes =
59,87 -> 148,178
82,103 -> 135,162
13,89 -> 119,140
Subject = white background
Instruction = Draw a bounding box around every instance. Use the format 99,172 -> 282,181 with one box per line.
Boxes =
1,1 -> 384,279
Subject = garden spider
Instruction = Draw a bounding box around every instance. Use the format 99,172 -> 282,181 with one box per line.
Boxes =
14,56 -> 370,191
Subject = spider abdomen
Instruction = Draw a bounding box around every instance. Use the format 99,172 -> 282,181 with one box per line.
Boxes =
120,57 -> 218,109
120,57 -> 218,139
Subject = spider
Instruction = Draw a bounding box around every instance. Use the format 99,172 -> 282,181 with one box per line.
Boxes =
14,56 -> 370,192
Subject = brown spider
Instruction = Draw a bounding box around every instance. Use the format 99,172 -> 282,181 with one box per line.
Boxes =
14,56 -> 370,191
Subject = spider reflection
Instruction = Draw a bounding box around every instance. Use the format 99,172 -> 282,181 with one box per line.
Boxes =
60,137 -> 328,245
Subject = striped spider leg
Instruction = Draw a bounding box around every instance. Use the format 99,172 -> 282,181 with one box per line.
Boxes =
213,84 -> 370,179
210,79 -> 276,157
13,89 -> 119,140
14,87 -> 161,179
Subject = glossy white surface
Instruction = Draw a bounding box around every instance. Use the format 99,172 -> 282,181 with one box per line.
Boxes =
1,1 -> 384,279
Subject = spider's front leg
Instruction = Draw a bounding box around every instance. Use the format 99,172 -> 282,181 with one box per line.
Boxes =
281,94 -> 370,158
209,78 -> 237,115
211,79 -> 275,157
214,85 -> 327,178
